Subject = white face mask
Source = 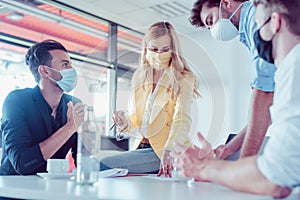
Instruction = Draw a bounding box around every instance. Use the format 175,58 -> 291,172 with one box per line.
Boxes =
210,2 -> 244,41
47,67 -> 78,93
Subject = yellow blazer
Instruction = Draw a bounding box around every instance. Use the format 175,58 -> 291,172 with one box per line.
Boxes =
127,72 -> 195,158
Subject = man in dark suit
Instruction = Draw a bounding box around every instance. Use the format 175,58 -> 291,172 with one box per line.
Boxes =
0,40 -> 84,175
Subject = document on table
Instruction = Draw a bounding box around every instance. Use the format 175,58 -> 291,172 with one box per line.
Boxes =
142,174 -> 194,182
142,174 -> 173,181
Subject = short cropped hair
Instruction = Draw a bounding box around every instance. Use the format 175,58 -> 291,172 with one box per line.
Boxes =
189,0 -> 247,28
25,39 -> 67,82
252,0 -> 300,36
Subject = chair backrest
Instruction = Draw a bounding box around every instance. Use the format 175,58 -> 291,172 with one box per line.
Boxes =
101,136 -> 129,151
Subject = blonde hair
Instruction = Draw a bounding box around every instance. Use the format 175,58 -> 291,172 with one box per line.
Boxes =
132,21 -> 200,98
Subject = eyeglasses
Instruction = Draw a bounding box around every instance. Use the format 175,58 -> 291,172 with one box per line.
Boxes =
147,46 -> 171,53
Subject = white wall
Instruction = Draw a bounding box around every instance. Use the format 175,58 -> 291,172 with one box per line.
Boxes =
0,29 -> 253,147
178,29 -> 252,146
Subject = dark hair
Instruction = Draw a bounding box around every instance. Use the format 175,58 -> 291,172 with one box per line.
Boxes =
25,39 -> 67,82
189,0 -> 220,28
189,0 -> 247,27
253,0 -> 300,35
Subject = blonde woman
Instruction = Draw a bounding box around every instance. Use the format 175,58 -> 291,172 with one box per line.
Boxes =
100,22 -> 200,177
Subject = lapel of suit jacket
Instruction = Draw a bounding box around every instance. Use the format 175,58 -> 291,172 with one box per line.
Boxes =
32,86 -> 53,136
149,73 -> 169,124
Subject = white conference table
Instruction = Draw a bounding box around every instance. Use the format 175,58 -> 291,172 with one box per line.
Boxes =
0,175 -> 299,200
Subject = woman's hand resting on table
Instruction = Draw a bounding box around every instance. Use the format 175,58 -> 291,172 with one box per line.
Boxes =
157,149 -> 173,178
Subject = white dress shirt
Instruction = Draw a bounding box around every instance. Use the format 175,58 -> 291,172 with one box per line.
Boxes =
257,44 -> 300,188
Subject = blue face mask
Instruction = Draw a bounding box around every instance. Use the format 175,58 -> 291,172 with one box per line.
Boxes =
48,67 -> 78,92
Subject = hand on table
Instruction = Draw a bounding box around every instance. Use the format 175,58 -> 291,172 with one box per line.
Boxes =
173,132 -> 216,181
157,149 -> 173,178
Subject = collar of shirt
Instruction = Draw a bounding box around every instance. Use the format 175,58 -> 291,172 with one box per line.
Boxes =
44,96 -> 63,118
238,1 -> 255,48
275,43 -> 300,80
34,86 -> 52,115
36,86 -> 64,125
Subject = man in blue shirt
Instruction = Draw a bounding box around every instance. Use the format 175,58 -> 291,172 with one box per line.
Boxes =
0,40 -> 84,175
177,0 -> 300,197
190,0 -> 276,159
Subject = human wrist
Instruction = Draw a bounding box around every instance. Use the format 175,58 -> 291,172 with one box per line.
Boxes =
202,159 -> 216,181
223,144 -> 236,158
64,123 -> 77,134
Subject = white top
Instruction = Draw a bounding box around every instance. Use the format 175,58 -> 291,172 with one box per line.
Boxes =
140,72 -> 165,138
257,44 -> 300,188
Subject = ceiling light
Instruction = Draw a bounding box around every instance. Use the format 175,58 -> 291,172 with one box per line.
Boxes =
6,11 -> 25,21
147,1 -> 191,18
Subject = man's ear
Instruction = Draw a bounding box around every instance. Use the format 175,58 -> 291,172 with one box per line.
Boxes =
38,65 -> 49,77
271,12 -> 281,35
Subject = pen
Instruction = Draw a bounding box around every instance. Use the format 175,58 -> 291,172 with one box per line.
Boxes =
109,123 -> 116,130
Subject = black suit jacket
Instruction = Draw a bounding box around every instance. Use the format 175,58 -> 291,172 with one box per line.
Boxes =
0,86 -> 79,175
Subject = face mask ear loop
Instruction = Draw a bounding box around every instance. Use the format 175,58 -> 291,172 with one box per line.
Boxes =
218,2 -> 222,19
46,66 -> 60,73
229,2 -> 245,20
46,66 -> 61,82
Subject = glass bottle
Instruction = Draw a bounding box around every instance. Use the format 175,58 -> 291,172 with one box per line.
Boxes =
76,105 -> 100,185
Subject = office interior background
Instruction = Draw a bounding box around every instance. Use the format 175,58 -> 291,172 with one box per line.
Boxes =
0,0 -> 253,147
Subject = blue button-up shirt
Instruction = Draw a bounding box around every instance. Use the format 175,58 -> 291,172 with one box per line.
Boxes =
239,1 -> 276,92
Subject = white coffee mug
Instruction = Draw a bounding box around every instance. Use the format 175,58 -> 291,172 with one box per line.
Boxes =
47,159 -> 69,174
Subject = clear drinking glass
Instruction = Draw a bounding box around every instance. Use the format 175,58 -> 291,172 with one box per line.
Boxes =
172,157 -> 194,183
